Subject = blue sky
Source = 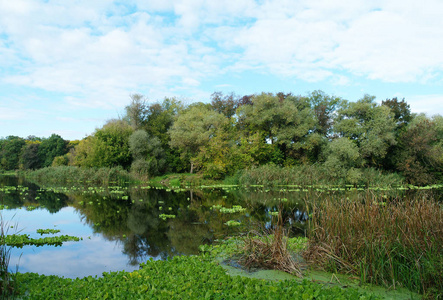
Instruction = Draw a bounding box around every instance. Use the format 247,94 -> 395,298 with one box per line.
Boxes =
1,0 -> 443,140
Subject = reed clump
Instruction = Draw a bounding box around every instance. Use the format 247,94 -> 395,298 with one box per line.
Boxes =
305,194 -> 442,297
238,209 -> 303,277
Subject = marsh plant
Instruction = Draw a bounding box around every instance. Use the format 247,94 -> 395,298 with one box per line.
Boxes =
305,194 -> 442,297
238,206 -> 303,277
0,214 -> 18,298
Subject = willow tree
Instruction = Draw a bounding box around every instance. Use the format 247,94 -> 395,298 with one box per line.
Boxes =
237,93 -> 317,164
334,95 -> 396,167
168,104 -> 227,173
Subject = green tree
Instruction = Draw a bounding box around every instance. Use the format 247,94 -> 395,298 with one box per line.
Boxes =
395,115 -> 443,185
169,104 -> 227,173
89,120 -> 134,168
129,130 -> 166,177
38,134 -> 68,167
20,143 -> 42,170
308,90 -> 343,136
237,93 -> 316,164
0,136 -> 26,170
334,95 -> 396,167
323,137 -> 363,184
72,136 -> 96,167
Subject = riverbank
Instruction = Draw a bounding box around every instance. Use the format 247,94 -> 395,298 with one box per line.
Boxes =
13,237 -> 422,299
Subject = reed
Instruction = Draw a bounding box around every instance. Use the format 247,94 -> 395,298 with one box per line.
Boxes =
21,166 -> 133,184
305,194 -> 442,297
238,207 -> 303,277
0,214 -> 18,298
236,164 -> 404,187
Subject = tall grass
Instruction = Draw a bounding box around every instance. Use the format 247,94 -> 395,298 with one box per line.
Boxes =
21,166 -> 134,185
305,194 -> 442,297
0,214 -> 17,298
236,164 -> 404,187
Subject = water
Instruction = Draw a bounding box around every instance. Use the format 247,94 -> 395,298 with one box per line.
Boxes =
0,176 -> 308,278
1,176 -> 440,279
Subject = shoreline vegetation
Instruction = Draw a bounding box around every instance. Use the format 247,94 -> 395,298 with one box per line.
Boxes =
1,170 -> 442,298
16,164 -> 406,188
1,91 -> 442,298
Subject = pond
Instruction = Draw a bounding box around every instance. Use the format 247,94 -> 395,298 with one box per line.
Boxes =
1,175 -> 441,279
0,176 -> 310,278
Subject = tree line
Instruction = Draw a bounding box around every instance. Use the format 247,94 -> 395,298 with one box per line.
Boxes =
1,91 -> 442,185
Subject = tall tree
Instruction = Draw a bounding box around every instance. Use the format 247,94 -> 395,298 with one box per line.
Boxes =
169,104 -> 227,173
129,129 -> 166,177
38,134 -> 68,167
125,94 -> 147,130
89,120 -> 134,168
20,143 -> 41,170
0,136 -> 26,170
237,93 -> 316,164
395,115 -> 443,185
308,90 -> 343,136
334,95 -> 396,167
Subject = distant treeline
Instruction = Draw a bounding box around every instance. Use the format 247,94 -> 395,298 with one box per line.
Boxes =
1,91 -> 442,185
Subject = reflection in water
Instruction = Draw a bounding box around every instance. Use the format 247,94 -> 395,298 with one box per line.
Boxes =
1,175 -> 439,278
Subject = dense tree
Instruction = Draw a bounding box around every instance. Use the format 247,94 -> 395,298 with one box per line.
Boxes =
237,93 -> 316,164
72,136 -> 96,167
334,95 -> 396,167
308,90 -> 342,136
38,134 -> 68,167
210,92 -> 238,118
0,136 -> 26,170
20,143 -> 41,170
395,115 -> 443,184
323,137 -> 363,184
382,97 -> 413,129
129,130 -> 166,177
88,120 -> 134,168
169,104 -> 227,173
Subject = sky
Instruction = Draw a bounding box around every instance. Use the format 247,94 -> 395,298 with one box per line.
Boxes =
1,0 -> 443,141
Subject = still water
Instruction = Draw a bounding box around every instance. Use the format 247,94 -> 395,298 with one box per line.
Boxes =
2,175 -> 440,279
0,176 -> 309,278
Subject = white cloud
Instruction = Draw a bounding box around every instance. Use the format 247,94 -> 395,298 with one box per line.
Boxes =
1,0 -> 443,140
407,94 -> 443,116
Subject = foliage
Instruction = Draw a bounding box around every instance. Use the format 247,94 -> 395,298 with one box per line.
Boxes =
129,130 -> 166,177
334,95 -> 397,167
395,115 -> 443,185
20,143 -> 42,170
169,105 -> 227,173
38,134 -> 68,168
3,233 -> 81,248
124,94 -> 148,130
89,120 -> 134,169
23,166 -> 133,184
2,91 -> 442,185
0,136 -> 26,170
15,255 -> 378,299
305,195 -> 443,297
237,93 -> 317,163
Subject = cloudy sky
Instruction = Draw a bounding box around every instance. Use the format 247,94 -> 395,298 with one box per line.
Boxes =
1,0 -> 442,140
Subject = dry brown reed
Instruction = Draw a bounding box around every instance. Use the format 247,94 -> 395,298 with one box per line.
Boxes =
238,208 -> 303,277
304,193 -> 442,296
